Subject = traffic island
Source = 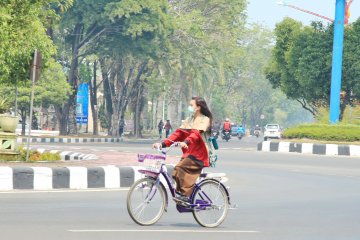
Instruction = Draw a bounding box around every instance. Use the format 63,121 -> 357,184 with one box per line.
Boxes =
257,141 -> 360,157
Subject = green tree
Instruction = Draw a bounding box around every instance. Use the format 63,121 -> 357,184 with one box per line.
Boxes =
266,17 -> 360,121
0,60 -> 71,135
343,18 -> 360,112
0,0 -> 73,84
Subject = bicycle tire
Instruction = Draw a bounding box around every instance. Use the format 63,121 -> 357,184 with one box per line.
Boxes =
127,177 -> 166,226
192,179 -> 229,228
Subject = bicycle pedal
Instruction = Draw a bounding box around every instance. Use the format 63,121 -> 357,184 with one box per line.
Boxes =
173,197 -> 190,206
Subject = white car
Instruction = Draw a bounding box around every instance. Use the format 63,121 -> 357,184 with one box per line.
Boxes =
264,124 -> 281,141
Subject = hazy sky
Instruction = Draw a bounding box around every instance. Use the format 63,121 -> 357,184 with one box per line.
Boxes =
247,0 -> 360,28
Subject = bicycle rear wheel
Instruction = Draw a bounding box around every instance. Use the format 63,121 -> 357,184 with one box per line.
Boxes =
127,177 -> 166,226
192,179 -> 229,228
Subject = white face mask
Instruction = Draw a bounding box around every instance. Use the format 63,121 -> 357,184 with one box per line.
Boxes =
188,106 -> 195,114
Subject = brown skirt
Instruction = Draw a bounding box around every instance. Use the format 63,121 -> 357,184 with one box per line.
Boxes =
172,157 -> 203,197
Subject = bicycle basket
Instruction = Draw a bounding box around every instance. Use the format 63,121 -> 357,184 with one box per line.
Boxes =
138,154 -> 166,173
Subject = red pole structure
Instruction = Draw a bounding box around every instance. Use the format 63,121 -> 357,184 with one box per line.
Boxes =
285,4 -> 334,22
278,0 -> 355,25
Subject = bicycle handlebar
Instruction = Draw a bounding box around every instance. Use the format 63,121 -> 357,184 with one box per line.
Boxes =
155,142 -> 180,155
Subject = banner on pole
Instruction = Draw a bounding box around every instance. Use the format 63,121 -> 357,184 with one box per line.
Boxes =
76,83 -> 89,124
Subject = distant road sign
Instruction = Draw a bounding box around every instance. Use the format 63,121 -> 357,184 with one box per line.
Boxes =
260,114 -> 265,120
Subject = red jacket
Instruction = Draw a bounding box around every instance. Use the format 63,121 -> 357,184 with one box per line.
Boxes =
223,121 -> 231,130
162,129 -> 209,167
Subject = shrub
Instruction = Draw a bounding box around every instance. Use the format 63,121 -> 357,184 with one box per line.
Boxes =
17,146 -> 61,161
39,152 -> 61,161
283,124 -> 360,142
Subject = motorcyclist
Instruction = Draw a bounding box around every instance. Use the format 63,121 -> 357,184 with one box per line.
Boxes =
222,118 -> 232,136
211,122 -> 220,138
237,124 -> 245,137
254,125 -> 261,137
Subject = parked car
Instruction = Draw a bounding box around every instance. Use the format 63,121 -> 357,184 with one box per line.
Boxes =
263,124 -> 281,141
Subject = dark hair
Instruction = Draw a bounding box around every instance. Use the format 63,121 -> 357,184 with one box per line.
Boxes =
192,96 -> 213,133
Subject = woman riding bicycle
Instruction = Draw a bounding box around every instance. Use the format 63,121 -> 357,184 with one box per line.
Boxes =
153,96 -> 212,203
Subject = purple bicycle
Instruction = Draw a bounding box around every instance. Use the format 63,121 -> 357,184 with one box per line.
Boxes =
127,143 -> 232,228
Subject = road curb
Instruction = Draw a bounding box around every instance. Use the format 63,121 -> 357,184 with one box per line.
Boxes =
17,137 -> 123,144
0,165 -> 174,191
257,141 -> 360,157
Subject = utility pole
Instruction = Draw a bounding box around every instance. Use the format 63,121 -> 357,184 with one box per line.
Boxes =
26,49 -> 42,161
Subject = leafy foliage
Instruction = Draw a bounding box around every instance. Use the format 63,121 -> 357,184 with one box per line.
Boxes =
0,0 -> 71,83
0,96 -> 10,114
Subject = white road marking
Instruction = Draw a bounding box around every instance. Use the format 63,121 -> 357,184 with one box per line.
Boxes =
68,229 -> 259,233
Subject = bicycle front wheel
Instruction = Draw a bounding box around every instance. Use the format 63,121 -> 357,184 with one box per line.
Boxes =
127,177 -> 166,226
192,179 -> 229,228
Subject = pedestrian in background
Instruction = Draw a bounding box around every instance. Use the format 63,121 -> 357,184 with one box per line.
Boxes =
119,118 -> 125,137
158,120 -> 164,139
164,119 -> 172,138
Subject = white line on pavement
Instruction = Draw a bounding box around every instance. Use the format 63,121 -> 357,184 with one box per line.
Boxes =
68,230 -> 259,233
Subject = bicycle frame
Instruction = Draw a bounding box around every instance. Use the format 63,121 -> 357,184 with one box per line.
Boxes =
138,162 -> 231,214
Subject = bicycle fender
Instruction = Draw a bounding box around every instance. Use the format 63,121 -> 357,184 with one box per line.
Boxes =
190,178 -> 231,205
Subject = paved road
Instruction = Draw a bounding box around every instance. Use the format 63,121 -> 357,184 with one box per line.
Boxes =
1,138 -> 360,239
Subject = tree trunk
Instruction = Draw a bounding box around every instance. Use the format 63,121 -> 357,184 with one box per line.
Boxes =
89,60 -> 99,135
21,108 -> 26,136
296,98 -> 317,117
134,83 -> 142,138
58,23 -> 83,135
339,97 -> 349,122
100,58 -> 113,134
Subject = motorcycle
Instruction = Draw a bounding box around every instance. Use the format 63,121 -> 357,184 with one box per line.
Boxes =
222,131 -> 231,142
237,129 -> 245,140
254,130 -> 260,138
237,132 -> 243,140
